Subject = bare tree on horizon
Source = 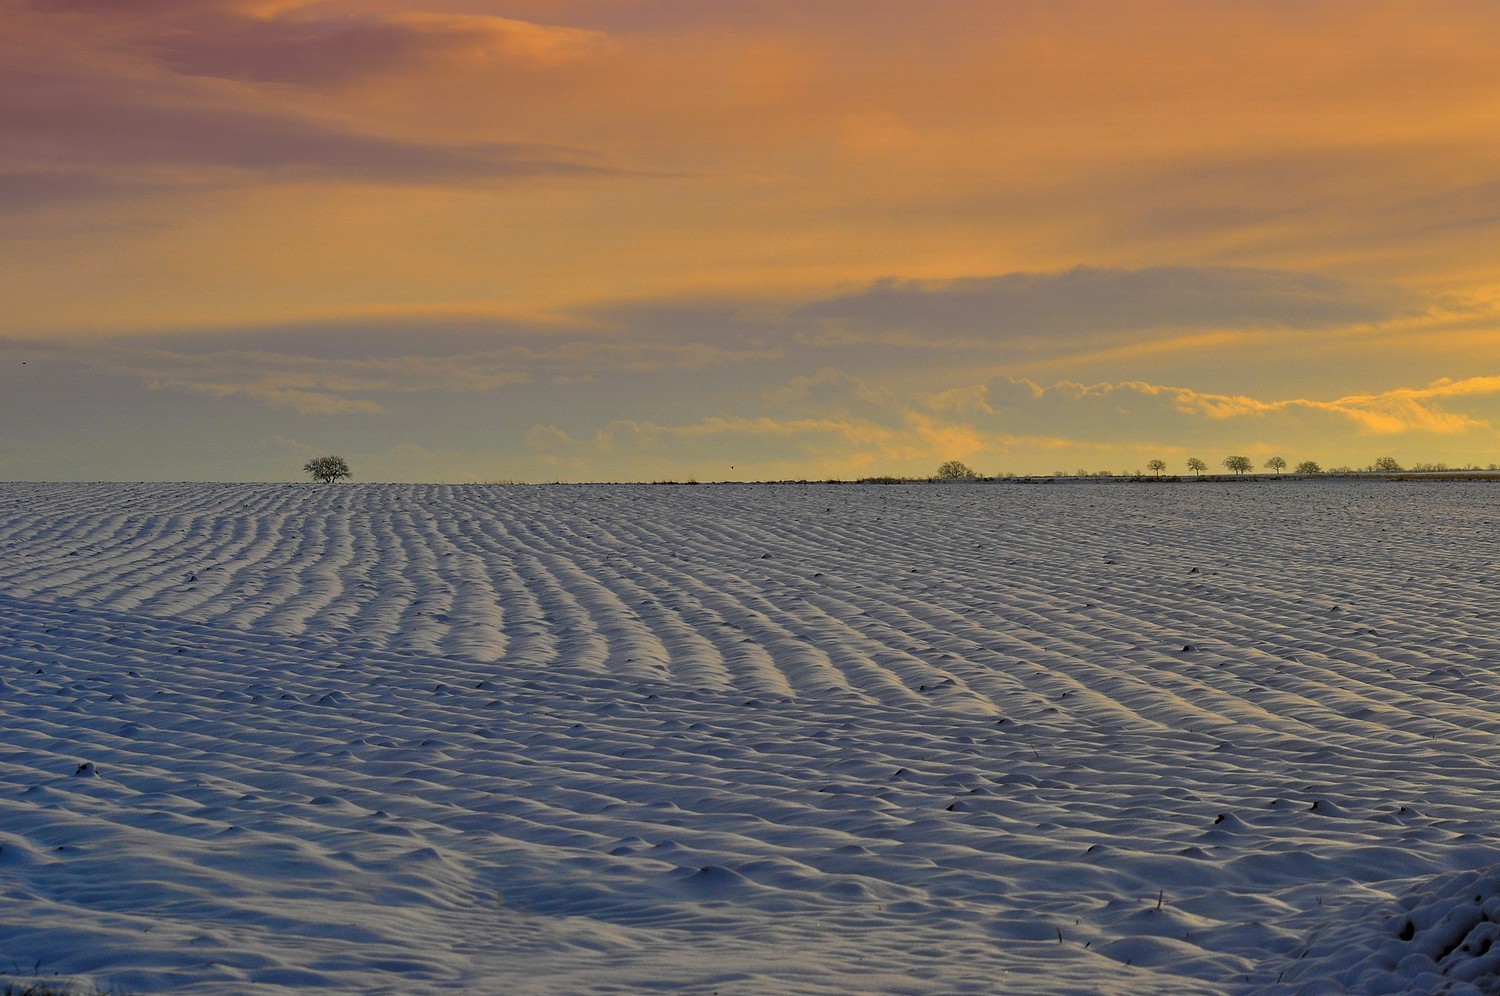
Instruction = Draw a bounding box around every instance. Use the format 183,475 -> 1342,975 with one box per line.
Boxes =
1223,455 -> 1252,476
936,460 -> 979,480
303,456 -> 351,483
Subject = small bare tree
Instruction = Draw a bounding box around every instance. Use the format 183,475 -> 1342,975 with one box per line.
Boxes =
1146,459 -> 1167,478
1264,456 -> 1287,476
1186,457 -> 1207,476
1295,460 -> 1322,475
1223,455 -> 1252,475
1372,456 -> 1403,472
303,455 -> 351,483
936,460 -> 979,480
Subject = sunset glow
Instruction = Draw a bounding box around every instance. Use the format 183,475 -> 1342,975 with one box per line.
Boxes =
4,0 -> 1499,480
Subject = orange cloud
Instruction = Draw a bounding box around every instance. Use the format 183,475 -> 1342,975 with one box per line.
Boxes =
1054,375 -> 1498,436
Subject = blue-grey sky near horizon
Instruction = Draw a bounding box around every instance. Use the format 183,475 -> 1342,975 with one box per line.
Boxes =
3,0 -> 1498,481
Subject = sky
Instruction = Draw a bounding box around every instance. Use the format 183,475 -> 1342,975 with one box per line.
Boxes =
3,0 -> 1499,482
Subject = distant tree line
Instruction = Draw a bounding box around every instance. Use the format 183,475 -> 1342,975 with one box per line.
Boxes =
928,455 -> 1500,482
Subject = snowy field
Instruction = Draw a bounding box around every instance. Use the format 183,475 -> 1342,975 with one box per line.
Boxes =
2,480 -> 1499,995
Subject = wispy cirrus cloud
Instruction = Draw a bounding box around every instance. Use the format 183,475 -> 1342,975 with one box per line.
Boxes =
799,267 -> 1426,345
11,308 -> 785,415
935,373 -> 1500,441
20,1 -> 612,85
149,10 -> 606,86
0,72 -> 617,205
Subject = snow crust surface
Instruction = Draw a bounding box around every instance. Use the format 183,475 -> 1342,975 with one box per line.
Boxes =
1,481 -> 1498,994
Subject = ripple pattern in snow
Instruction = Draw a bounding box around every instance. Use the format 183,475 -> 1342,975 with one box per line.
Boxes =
1,481 -> 1498,994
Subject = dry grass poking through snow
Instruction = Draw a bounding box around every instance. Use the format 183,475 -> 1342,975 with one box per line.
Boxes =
0,481 -> 1498,994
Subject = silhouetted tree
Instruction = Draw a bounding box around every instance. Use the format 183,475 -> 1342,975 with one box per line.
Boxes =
1223,455 -> 1252,475
1295,460 -> 1322,475
1264,456 -> 1287,476
303,455 -> 351,483
1147,459 -> 1167,478
936,460 -> 979,480
1186,457 -> 1207,476
1372,456 -> 1403,472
